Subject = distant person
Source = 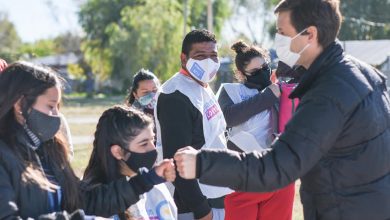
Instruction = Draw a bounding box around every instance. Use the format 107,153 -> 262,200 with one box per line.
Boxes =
216,40 -> 294,220
174,0 -> 390,220
83,105 -> 177,220
155,29 -> 232,220
0,62 -> 175,218
127,69 -> 160,116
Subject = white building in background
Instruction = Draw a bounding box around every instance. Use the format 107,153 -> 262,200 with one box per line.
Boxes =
342,40 -> 390,86
30,53 -> 81,93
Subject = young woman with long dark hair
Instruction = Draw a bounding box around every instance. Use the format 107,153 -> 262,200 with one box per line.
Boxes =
0,62 -> 175,219
83,105 -> 177,220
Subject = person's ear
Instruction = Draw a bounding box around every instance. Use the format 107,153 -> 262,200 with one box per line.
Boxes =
236,70 -> 247,81
13,98 -> 26,124
133,91 -> 139,100
110,144 -> 125,160
180,53 -> 188,68
306,26 -> 318,44
13,98 -> 23,114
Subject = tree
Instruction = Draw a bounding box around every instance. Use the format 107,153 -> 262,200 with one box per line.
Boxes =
182,0 -> 231,34
79,0 -> 231,89
79,0 -> 140,47
225,0 -> 279,46
0,13 -> 22,62
18,39 -> 57,58
55,32 -> 82,54
18,32 -> 82,59
339,0 -> 390,40
262,0 -> 390,42
106,0 -> 184,82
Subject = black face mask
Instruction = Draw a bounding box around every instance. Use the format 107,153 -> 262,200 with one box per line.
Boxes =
26,108 -> 61,143
122,148 -> 158,171
245,65 -> 272,89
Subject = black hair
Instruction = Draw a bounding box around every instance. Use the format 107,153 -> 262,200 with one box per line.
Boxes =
83,105 -> 153,220
231,40 -> 270,81
0,61 -> 81,212
83,105 -> 153,185
127,69 -> 159,105
181,29 -> 217,56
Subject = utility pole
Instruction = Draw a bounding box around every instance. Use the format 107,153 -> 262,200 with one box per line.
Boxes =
183,0 -> 188,38
207,0 -> 213,32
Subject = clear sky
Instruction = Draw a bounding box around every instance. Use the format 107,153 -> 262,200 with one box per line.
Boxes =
0,0 -> 83,43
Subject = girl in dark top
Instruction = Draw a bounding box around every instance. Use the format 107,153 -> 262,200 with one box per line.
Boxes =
127,69 -> 160,116
217,41 -> 295,220
83,106 -> 176,220
0,62 -> 174,219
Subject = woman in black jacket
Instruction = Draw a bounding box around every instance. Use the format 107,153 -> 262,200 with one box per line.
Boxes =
0,62 -> 175,219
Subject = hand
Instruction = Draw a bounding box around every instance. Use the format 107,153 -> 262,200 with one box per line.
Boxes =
155,159 -> 176,182
174,146 -> 198,179
198,210 -> 213,220
268,83 -> 281,98
0,59 -> 7,72
271,70 -> 278,84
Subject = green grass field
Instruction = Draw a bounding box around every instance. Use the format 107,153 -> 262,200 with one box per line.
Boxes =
64,95 -> 303,220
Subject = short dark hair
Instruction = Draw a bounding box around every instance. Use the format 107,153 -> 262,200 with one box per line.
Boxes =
127,68 -> 159,105
274,0 -> 342,48
181,29 -> 217,56
231,40 -> 270,81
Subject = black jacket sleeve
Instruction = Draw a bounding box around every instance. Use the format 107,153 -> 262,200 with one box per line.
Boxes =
82,168 -> 161,217
218,87 -> 278,127
0,149 -> 160,219
196,95 -> 345,192
157,91 -> 211,219
0,164 -> 21,219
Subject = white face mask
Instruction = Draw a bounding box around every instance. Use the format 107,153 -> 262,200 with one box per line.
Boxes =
274,29 -> 310,68
186,58 -> 220,83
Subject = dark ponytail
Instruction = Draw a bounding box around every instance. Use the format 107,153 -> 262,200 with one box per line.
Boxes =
231,40 -> 249,54
231,40 -> 270,81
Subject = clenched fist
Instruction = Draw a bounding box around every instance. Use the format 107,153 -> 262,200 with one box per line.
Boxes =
174,146 -> 199,179
155,159 -> 176,182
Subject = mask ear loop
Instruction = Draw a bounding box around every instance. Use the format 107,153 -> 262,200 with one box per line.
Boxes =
292,28 -> 310,55
120,145 -> 132,154
292,28 -> 309,40
120,146 -> 133,164
298,44 -> 311,55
